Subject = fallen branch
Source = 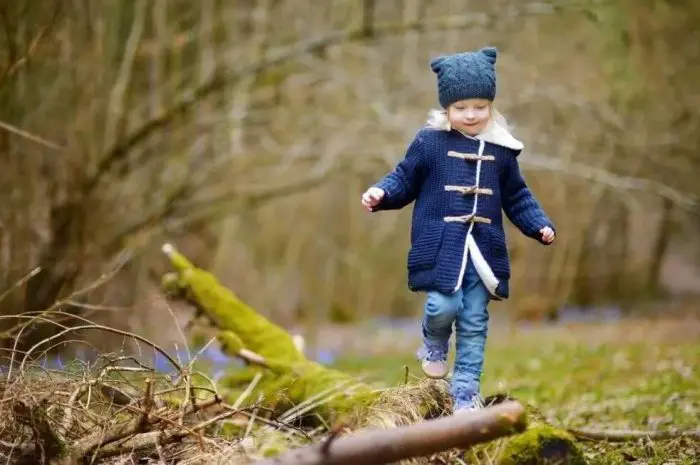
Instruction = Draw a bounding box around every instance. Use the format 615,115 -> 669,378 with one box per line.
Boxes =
12,400 -> 64,463
255,401 -> 527,465
61,383 -> 89,436
138,378 -> 153,429
66,396 -> 227,463
568,427 -> 700,442
87,403 -> 243,461
1,326 -> 244,465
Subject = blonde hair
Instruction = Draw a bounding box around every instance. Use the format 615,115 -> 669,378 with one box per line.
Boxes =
425,103 -> 511,133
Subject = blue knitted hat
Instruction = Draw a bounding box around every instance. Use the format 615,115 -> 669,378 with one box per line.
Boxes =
430,47 -> 498,108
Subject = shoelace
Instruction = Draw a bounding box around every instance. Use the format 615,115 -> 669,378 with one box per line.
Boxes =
424,348 -> 447,362
455,392 -> 483,410
417,343 -> 447,362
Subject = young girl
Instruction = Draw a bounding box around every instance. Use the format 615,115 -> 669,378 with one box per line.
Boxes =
361,47 -> 555,412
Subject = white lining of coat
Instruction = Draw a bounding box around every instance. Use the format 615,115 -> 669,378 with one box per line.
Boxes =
452,138 -> 501,297
467,234 -> 500,296
449,120 -> 521,297
475,120 -> 524,151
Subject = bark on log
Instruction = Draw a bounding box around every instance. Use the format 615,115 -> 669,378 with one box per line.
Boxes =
255,401 -> 527,465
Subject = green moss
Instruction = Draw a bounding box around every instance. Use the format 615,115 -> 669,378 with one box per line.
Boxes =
257,432 -> 299,458
498,425 -> 586,465
218,359 -> 373,423
261,443 -> 287,458
217,421 -> 244,439
160,246 -> 459,432
162,245 -> 377,423
217,330 -> 245,355
160,272 -> 182,296
499,409 -> 529,436
161,247 -> 304,365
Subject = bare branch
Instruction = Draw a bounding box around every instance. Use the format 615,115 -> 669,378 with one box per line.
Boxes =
522,152 -> 699,210
70,395 -> 225,459
102,0 -> 148,153
62,382 -> 89,435
17,324 -> 183,376
0,0 -> 63,86
168,166 -> 338,231
85,403 -> 242,462
4,255 -> 132,381
0,120 -> 64,151
0,266 -> 41,305
104,181 -> 192,253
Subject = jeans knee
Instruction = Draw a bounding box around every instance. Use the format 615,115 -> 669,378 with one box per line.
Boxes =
424,291 -> 461,323
457,311 -> 489,336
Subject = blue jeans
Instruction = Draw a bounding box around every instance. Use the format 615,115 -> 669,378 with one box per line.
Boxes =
421,259 -> 490,400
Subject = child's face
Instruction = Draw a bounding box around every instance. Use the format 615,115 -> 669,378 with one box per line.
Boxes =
448,99 -> 491,136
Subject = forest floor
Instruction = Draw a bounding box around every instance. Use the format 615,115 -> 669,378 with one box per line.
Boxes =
1,301 -> 697,464
329,314 -> 700,464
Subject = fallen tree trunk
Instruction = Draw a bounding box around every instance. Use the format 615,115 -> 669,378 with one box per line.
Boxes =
256,401 -> 527,465
160,243 -> 587,465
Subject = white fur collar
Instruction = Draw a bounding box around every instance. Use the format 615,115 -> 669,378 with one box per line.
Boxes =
475,120 -> 524,151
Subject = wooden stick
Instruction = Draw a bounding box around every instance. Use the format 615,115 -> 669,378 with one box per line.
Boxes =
255,401 -> 526,465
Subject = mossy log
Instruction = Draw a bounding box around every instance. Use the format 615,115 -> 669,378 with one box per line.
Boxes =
258,401 -> 527,465
485,397 -> 586,465
160,244 -> 587,464
160,244 -> 378,425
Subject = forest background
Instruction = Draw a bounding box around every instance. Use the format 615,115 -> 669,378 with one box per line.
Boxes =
1,0 -> 699,358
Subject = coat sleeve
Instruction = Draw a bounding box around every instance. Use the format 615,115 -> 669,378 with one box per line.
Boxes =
500,153 -> 555,244
371,133 -> 427,211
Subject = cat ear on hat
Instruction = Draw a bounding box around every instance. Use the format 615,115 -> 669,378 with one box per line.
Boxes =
479,47 -> 497,64
430,56 -> 448,74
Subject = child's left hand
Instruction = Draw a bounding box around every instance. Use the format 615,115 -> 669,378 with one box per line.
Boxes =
540,226 -> 555,244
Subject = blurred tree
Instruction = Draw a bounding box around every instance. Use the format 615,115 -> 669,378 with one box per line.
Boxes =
0,0 -> 698,352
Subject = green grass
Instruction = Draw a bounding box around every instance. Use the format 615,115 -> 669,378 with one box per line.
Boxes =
330,318 -> 700,464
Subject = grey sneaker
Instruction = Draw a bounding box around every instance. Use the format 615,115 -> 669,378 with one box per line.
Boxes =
453,388 -> 484,413
416,341 -> 449,379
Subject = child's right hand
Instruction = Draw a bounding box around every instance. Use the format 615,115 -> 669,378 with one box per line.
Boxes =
361,187 -> 385,211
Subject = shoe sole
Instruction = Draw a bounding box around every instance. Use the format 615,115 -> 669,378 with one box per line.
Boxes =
453,407 -> 479,415
421,366 -> 449,379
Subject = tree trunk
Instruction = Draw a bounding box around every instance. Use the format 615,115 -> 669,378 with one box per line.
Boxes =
23,202 -> 82,314
647,197 -> 673,294
16,203 -> 82,351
